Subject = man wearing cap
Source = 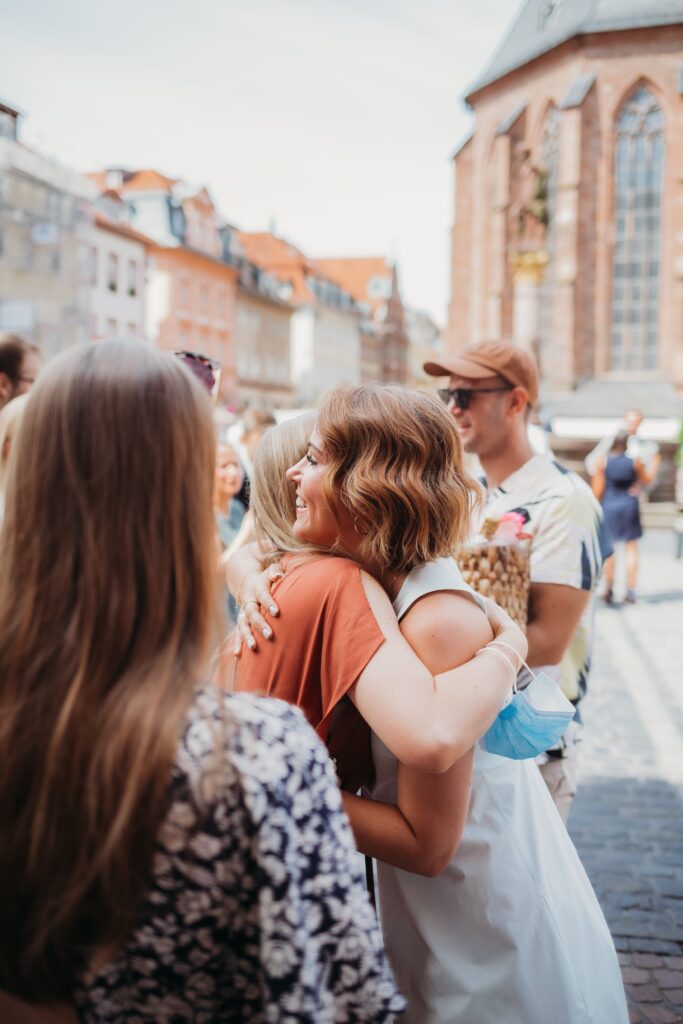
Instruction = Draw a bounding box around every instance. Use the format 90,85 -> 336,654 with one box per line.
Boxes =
425,341 -> 612,822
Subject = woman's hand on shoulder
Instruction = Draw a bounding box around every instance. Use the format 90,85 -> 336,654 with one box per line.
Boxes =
234,559 -> 284,653
481,598 -> 528,668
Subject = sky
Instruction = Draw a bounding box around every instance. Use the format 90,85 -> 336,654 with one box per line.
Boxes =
1,0 -> 524,325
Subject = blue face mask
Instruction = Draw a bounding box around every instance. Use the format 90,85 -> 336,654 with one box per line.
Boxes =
481,661 -> 576,761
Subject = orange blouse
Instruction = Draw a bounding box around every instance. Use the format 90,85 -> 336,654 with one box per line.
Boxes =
234,555 -> 385,742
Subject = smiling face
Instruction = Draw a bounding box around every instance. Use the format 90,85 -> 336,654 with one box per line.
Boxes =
447,374 -> 515,459
286,428 -> 356,552
214,444 -> 244,501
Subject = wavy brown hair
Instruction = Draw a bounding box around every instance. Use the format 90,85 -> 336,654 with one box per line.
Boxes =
316,385 -> 480,573
0,340 -> 218,1001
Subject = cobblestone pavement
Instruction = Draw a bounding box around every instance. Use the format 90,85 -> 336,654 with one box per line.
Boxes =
568,529 -> 683,1023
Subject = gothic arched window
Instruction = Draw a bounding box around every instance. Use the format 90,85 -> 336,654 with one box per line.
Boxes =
611,87 -> 665,371
536,106 -> 560,377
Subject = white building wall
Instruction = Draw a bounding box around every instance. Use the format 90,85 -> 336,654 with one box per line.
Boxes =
90,225 -> 146,340
0,136 -> 95,354
145,260 -> 172,345
290,304 -> 361,403
291,306 -> 316,402
312,305 -> 361,397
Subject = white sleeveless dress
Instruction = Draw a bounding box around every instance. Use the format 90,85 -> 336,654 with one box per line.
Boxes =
372,558 -> 628,1024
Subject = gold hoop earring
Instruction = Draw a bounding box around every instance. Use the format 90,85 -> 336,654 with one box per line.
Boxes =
353,514 -> 368,536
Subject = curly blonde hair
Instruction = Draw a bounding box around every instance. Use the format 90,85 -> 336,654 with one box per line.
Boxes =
316,385 -> 480,573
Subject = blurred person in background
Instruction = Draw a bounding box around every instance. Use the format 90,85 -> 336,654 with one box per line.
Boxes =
0,339 -> 404,1024
585,407 -> 660,483
214,441 -> 246,626
0,334 -> 41,411
234,406 -> 277,508
591,430 -> 654,604
173,349 -> 221,403
0,393 -> 29,523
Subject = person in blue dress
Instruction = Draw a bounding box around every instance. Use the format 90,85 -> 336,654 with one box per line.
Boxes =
592,431 -> 653,603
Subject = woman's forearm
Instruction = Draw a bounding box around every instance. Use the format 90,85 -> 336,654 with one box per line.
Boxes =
342,793 -> 454,878
352,576 -> 523,774
353,650 -> 514,775
225,544 -> 262,600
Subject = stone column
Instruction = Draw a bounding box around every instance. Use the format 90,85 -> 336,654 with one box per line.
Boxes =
511,250 -> 548,359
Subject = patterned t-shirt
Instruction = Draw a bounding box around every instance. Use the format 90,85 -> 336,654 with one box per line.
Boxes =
482,453 -> 612,703
74,690 -> 405,1023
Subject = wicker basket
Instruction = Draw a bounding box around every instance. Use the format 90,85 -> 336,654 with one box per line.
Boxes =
456,540 -> 530,629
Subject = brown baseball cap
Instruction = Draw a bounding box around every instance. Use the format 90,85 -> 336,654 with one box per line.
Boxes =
424,340 -> 539,406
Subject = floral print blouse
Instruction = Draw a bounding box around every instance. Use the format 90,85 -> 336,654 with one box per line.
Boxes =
74,689 -> 404,1023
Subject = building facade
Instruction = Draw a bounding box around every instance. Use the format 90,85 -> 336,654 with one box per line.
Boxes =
238,232 -> 361,405
90,197 -> 148,342
447,2 -> 683,397
89,169 -> 239,404
404,307 -> 443,392
0,100 -> 93,356
316,256 -> 409,386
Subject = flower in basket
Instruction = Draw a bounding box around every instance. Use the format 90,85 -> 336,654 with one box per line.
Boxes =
480,511 -> 531,544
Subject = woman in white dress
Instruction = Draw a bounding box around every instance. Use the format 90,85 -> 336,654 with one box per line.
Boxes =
234,384 -> 629,1024
369,556 -> 627,1024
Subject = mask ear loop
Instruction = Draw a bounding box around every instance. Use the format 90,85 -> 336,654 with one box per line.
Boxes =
477,646 -> 520,686
486,639 -> 536,693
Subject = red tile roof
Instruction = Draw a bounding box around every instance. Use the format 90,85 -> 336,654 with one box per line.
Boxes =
238,232 -> 319,304
316,257 -> 392,317
87,168 -> 178,193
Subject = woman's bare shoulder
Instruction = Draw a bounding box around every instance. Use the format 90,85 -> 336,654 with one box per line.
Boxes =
400,590 -> 494,672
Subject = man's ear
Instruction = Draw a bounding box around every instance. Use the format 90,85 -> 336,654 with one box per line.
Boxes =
507,386 -> 529,418
0,373 -> 12,405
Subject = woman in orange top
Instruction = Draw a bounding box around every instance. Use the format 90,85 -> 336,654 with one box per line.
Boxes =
228,389 -> 525,780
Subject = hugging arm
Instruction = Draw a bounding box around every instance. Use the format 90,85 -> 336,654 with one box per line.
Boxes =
342,590 -> 491,875
225,544 -> 283,646
350,574 -> 523,774
229,549 -> 526,773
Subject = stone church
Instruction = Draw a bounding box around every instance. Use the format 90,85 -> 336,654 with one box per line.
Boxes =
447,0 -> 683,416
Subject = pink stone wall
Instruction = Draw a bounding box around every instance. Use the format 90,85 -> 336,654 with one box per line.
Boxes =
447,25 -> 683,389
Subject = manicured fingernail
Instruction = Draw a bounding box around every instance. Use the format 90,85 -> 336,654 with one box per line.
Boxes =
262,626 -> 272,639
234,644 -> 241,656
269,605 -> 278,616
247,637 -> 256,649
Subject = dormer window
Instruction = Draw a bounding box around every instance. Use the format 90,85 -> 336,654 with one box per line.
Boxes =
105,169 -> 124,190
368,275 -> 391,300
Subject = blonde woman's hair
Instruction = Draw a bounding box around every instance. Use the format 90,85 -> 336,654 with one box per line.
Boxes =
0,392 -> 29,498
317,385 -> 481,573
251,412 -> 316,555
0,340 -> 219,1001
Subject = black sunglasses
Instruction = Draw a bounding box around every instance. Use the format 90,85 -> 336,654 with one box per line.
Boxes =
174,350 -> 222,397
437,386 -> 511,410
